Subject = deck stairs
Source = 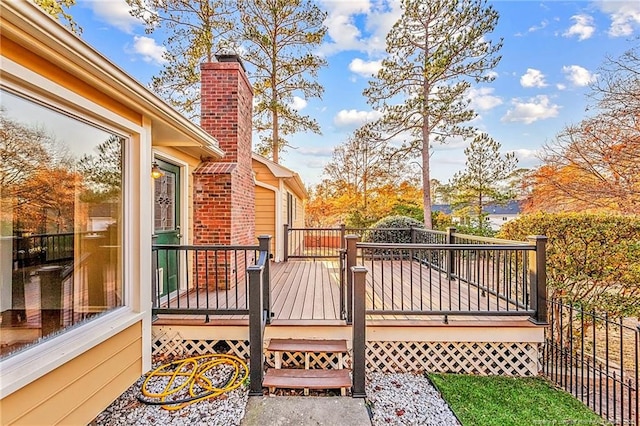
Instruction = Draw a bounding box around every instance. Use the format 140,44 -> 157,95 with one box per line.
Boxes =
263,338 -> 351,396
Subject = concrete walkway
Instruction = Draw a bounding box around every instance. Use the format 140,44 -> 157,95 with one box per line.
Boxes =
241,396 -> 372,426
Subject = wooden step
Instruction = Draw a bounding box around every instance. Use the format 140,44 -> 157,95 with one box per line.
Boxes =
267,338 -> 347,353
263,368 -> 351,389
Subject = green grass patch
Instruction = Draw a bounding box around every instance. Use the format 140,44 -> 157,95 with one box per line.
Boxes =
428,374 -> 606,426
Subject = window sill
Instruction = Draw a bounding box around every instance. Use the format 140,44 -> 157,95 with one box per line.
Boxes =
0,308 -> 145,398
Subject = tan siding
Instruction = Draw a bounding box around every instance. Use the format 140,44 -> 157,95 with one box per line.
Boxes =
0,35 -> 141,125
252,160 -> 279,188
0,322 -> 143,425
255,186 -> 276,253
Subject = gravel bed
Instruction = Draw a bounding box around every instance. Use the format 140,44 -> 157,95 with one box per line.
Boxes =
94,365 -> 459,425
366,372 -> 461,426
93,357 -> 249,426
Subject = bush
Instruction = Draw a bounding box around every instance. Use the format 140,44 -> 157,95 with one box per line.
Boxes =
498,212 -> 640,318
363,215 -> 424,243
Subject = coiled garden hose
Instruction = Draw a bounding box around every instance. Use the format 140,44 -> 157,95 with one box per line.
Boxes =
137,353 -> 249,410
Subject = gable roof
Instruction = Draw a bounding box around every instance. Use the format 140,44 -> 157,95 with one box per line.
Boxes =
433,201 -> 521,215
252,153 -> 308,199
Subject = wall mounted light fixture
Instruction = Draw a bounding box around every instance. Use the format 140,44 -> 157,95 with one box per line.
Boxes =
151,161 -> 164,179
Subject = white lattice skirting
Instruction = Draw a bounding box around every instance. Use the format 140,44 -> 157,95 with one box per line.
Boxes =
151,329 -> 250,359
367,341 -> 540,376
151,332 -> 540,376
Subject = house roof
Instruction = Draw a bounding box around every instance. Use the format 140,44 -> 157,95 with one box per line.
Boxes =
252,153 -> 308,199
433,201 -> 521,215
1,1 -> 224,160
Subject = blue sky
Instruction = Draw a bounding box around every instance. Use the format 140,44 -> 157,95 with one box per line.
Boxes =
71,0 -> 640,187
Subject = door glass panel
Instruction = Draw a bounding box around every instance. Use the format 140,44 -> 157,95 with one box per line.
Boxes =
154,173 -> 176,232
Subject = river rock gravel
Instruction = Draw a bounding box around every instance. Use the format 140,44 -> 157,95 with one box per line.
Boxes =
366,372 -> 461,426
93,367 -> 459,425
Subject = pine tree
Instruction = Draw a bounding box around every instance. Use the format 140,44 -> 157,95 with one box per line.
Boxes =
449,133 -> 517,231
239,0 -> 327,163
363,0 -> 502,228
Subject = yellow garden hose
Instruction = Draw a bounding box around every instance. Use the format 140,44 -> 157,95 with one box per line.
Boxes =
138,353 -> 249,410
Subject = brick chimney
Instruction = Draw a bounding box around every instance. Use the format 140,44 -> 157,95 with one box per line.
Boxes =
194,55 -> 255,248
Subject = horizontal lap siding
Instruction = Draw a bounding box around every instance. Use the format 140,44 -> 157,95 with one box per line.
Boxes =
1,322 -> 143,425
255,186 -> 276,253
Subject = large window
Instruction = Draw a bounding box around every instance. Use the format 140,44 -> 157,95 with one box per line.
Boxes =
0,89 -> 125,359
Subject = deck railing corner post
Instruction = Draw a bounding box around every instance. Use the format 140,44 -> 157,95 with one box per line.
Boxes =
345,235 -> 360,325
351,265 -> 367,398
258,235 -> 272,323
283,224 -> 289,262
248,264 -> 265,396
528,235 -> 548,325
446,227 -> 457,278
340,224 -> 346,249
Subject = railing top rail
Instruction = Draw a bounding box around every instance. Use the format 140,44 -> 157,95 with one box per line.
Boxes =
356,242 -> 536,251
286,227 -> 344,231
152,244 -> 261,251
451,233 -> 530,245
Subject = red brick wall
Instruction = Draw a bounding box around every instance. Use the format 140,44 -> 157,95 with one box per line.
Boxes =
194,59 -> 256,288
195,60 -> 256,247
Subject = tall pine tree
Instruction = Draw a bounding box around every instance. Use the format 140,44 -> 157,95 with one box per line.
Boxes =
363,0 -> 502,228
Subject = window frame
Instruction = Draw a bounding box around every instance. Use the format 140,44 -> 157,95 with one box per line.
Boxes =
0,58 -> 148,398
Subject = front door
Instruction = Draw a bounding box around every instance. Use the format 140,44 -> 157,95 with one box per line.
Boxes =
154,159 -> 181,297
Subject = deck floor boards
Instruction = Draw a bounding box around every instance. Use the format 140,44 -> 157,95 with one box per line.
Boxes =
157,259 -> 530,323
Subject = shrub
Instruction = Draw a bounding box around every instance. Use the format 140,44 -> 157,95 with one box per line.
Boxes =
498,212 -> 640,318
363,215 -> 424,243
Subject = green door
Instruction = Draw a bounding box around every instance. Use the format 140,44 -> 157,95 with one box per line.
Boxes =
154,159 -> 181,297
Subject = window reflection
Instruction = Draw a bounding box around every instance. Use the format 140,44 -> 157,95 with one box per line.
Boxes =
0,90 -> 124,359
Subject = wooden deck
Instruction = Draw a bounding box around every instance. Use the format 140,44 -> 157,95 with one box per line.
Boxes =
157,259 -> 531,324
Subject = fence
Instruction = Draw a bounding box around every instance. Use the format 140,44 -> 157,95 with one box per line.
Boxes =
544,299 -> 638,425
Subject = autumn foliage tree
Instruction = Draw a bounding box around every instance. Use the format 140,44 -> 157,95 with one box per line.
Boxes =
525,45 -> 640,214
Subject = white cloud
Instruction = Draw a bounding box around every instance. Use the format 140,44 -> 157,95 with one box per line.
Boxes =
556,83 -> 567,90
131,36 -> 167,65
318,0 -> 401,56
290,96 -> 307,111
520,68 -> 547,88
333,109 -> 383,127
597,1 -> 640,37
563,14 -> 595,41
87,0 -> 144,33
501,95 -> 560,124
528,20 -> 548,33
508,148 -> 542,168
562,65 -> 596,87
348,58 -> 382,77
467,87 -> 503,111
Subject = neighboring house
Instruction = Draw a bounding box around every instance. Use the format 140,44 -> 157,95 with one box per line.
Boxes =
253,153 -> 307,261
432,200 -> 522,231
0,2 -> 260,423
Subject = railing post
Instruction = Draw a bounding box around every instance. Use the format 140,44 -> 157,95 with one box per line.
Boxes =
528,235 -> 548,325
345,235 -> 359,325
351,266 -> 367,398
446,227 -> 456,279
410,226 -> 416,243
340,224 -> 346,250
248,264 -> 264,396
258,235 -> 272,324
283,224 -> 289,262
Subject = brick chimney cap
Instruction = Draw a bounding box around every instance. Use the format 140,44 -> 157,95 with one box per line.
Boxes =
215,53 -> 246,72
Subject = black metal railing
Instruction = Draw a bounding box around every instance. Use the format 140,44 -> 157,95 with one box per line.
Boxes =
544,299 -> 639,426
346,236 -> 545,322
151,236 -> 271,322
13,231 -> 79,267
283,224 -> 444,260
